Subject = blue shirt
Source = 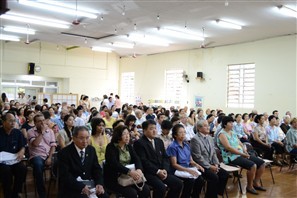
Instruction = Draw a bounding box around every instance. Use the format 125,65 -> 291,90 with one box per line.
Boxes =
52,117 -> 64,130
233,122 -> 246,138
166,140 -> 191,169
266,125 -> 279,144
0,127 -> 26,154
285,127 -> 297,152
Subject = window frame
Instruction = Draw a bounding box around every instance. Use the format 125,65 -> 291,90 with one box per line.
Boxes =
227,63 -> 255,108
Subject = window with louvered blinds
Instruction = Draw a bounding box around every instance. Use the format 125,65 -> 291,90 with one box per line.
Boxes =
227,64 -> 255,108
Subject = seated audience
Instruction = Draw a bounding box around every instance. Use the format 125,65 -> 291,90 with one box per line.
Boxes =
134,120 -> 183,198
58,126 -> 108,198
156,113 -> 166,135
167,124 -> 205,198
187,110 -> 196,127
217,116 -> 266,195
180,113 -> 195,142
191,120 -> 228,198
104,125 -> 150,198
21,109 -> 35,139
233,114 -> 249,143
57,114 -> 75,149
158,120 -> 173,149
242,113 -> 253,137
285,118 -> 297,155
28,114 -> 57,198
0,112 -> 27,198
250,114 -> 274,160
280,115 -> 290,134
125,115 -> 140,142
103,110 -> 116,129
89,118 -> 110,166
266,115 -> 285,165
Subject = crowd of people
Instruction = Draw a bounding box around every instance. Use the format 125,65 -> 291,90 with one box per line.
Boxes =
0,91 -> 296,198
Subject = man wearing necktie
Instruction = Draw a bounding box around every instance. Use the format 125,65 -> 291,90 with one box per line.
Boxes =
58,126 -> 108,198
191,120 -> 229,198
134,120 -> 183,198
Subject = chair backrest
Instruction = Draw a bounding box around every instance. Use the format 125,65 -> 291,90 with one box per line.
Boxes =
215,147 -> 223,163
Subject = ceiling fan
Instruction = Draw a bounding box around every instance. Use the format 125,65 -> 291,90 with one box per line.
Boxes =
72,0 -> 86,26
200,27 -> 214,48
24,24 -> 39,44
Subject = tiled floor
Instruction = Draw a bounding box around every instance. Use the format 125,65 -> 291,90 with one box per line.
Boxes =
1,164 -> 296,198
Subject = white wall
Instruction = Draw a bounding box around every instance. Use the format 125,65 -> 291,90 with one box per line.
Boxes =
120,35 -> 297,116
0,41 -> 120,100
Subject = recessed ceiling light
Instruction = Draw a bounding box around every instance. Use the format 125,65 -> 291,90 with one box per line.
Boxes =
214,19 -> 242,30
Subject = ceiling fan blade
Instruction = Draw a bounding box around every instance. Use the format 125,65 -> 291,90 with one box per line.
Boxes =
66,46 -> 80,51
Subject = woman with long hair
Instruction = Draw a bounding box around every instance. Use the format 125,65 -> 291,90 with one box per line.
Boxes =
21,110 -> 35,139
89,118 -> 110,165
57,114 -> 75,149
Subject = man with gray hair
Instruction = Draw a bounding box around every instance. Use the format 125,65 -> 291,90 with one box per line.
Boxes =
58,126 -> 108,197
191,120 -> 228,198
280,115 -> 290,134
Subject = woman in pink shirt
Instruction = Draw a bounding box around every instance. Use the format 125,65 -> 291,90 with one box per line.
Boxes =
115,94 -> 121,113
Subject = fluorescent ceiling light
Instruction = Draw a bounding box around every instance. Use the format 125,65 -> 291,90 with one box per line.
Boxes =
128,34 -> 170,46
157,28 -> 204,41
92,46 -> 112,53
277,5 -> 297,18
19,0 -> 97,19
3,26 -> 36,35
214,19 -> 242,30
110,42 -> 134,49
0,34 -> 20,41
0,12 -> 70,29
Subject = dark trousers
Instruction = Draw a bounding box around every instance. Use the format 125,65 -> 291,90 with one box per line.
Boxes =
0,162 -> 27,198
145,174 -> 183,198
271,142 -> 285,154
179,176 -> 205,198
251,140 -> 274,160
202,168 -> 229,198
106,182 -> 150,198
30,156 -> 46,198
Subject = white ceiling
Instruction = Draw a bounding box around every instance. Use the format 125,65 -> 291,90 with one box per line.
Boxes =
1,0 -> 297,57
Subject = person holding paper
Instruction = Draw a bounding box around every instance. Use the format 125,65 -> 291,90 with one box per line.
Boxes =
58,126 -> 108,198
191,120 -> 229,198
104,125 -> 150,198
167,124 -> 205,198
0,112 -> 27,198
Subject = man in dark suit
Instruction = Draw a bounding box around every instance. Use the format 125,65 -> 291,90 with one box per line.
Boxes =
134,120 -> 183,198
191,120 -> 228,198
58,126 -> 108,198
0,112 -> 27,198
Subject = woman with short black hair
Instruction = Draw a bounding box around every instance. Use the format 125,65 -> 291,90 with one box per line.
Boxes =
217,116 -> 266,195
